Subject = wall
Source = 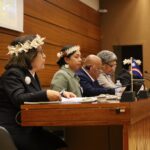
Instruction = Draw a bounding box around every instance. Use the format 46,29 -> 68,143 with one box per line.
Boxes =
101,0 -> 150,87
0,0 -> 101,87
80,0 -> 99,10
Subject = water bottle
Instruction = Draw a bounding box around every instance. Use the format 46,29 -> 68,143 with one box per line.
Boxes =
115,80 -> 122,97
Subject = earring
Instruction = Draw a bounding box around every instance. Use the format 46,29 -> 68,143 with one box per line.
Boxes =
64,64 -> 69,68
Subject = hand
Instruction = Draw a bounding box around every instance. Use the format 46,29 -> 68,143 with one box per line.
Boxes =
63,91 -> 76,98
46,90 -> 61,101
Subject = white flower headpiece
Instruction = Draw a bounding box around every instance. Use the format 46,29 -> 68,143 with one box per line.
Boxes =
123,59 -> 141,65
7,34 -> 45,56
57,45 -> 80,58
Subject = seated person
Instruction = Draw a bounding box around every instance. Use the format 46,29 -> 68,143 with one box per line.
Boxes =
0,34 -> 75,150
117,64 -> 131,88
76,55 -> 115,97
97,50 -> 117,88
51,45 -> 82,97
117,60 -> 143,91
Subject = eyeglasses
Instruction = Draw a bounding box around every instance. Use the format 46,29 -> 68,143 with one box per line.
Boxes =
106,63 -> 117,68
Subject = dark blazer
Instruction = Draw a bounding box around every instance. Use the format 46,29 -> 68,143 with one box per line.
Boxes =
117,69 -> 131,86
0,66 -> 48,126
117,68 -> 143,91
0,66 -> 66,150
76,68 -> 115,97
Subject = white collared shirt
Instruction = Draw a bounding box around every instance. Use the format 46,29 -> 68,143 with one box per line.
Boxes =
82,67 -> 95,82
29,70 -> 35,78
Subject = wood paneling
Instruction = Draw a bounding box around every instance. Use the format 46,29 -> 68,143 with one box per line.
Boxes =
37,65 -> 59,87
0,33 -> 15,59
0,59 -> 6,75
25,0 -> 101,40
46,0 -> 101,26
129,117 -> 150,150
24,15 -> 100,50
0,0 -> 101,87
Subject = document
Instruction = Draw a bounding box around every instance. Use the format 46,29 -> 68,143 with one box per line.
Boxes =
24,97 -> 97,104
61,97 -> 97,104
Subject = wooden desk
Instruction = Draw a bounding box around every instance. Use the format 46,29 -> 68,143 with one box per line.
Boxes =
21,99 -> 150,150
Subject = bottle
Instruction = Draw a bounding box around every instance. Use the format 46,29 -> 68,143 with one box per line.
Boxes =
115,80 -> 122,97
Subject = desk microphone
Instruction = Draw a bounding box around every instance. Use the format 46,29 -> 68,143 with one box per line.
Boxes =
144,70 -> 150,75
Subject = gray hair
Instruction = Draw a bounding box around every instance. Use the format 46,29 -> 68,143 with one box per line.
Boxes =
97,50 -> 117,64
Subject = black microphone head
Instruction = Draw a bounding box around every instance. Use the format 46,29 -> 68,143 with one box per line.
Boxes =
144,70 -> 148,74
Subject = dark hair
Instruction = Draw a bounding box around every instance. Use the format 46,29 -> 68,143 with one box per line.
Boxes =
57,45 -> 77,67
5,35 -> 38,70
123,64 -> 130,70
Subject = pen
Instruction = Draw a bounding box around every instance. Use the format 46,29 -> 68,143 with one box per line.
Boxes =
60,89 -> 65,97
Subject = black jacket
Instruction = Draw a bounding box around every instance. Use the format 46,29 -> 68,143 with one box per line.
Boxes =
0,67 -> 67,150
0,66 -> 48,126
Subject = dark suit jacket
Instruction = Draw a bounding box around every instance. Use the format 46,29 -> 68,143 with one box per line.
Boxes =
0,66 -> 66,150
77,68 -> 115,97
0,66 -> 48,126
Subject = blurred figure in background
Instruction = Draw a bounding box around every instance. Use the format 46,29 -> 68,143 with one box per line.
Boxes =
117,58 -> 143,91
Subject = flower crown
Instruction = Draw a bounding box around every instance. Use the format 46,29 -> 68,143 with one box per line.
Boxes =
57,45 -> 80,58
123,59 -> 141,65
7,34 -> 45,56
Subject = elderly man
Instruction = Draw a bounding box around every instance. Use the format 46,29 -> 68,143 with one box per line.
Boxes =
76,55 -> 115,97
97,50 -> 117,88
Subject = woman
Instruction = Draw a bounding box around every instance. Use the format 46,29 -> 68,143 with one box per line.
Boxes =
97,50 -> 117,88
117,59 -> 143,91
51,45 -> 82,97
0,34 -> 75,150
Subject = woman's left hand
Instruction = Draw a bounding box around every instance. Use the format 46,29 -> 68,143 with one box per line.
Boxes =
63,91 -> 76,98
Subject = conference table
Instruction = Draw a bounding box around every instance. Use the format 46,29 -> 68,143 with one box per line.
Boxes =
21,99 -> 150,150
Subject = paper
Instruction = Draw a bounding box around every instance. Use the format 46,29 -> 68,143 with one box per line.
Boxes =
24,101 -> 61,104
61,97 -> 97,104
24,97 -> 97,105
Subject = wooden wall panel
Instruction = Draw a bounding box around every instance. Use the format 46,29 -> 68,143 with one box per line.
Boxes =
46,0 -> 101,26
0,59 -> 6,75
37,65 -> 59,87
0,0 -> 101,87
24,15 -> 100,50
0,33 -> 15,59
25,0 -> 101,40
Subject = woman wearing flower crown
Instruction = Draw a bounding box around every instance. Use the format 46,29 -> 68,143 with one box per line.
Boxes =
51,45 -> 82,97
0,34 -> 75,150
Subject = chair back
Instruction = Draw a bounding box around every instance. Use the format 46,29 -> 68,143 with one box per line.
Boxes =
0,126 -> 17,150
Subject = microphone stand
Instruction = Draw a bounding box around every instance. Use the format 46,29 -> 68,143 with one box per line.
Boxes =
130,57 -> 134,93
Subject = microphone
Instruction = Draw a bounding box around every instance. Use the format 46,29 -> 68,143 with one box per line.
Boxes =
144,70 -> 150,75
